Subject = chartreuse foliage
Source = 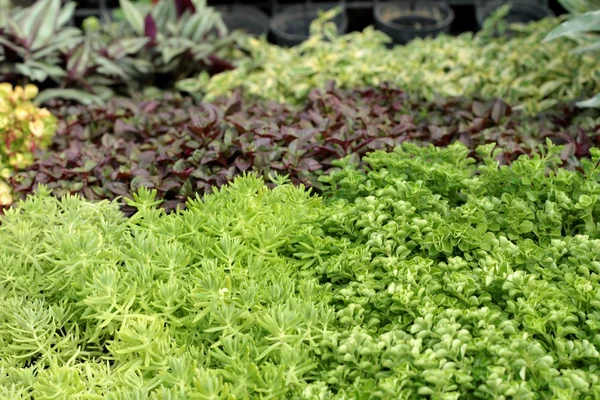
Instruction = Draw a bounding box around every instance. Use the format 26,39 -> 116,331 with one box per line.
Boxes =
2,143 -> 600,398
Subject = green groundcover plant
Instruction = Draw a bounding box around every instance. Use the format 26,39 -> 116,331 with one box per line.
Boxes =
1,142 -> 600,398
182,9 -> 599,114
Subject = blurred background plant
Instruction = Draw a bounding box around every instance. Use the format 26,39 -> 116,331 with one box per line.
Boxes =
0,0 -> 246,104
544,0 -> 600,108
556,0 -> 600,13
0,83 -> 56,206
185,7 -> 599,115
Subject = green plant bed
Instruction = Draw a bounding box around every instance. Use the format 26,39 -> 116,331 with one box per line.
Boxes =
1,143 -> 600,397
180,9 -> 600,115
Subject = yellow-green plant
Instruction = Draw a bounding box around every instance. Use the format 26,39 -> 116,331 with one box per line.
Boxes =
181,10 -> 599,114
0,83 -> 56,206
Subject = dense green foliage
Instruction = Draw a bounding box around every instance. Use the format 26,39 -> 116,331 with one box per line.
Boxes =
3,1 -> 600,397
2,143 -> 600,398
186,12 -> 599,114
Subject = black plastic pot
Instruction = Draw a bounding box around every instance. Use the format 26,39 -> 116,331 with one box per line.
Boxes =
270,3 -> 349,47
374,1 -> 455,45
476,0 -> 554,27
215,5 -> 270,37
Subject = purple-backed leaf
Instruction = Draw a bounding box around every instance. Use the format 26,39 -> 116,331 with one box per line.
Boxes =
472,101 -> 487,118
144,14 -> 157,42
174,0 -> 196,17
158,178 -> 182,192
143,101 -> 160,114
34,172 -> 50,184
428,125 -> 445,141
106,181 -> 130,196
226,115 -> 251,133
131,177 -> 156,192
298,158 -> 322,172
179,179 -> 194,197
131,168 -> 151,178
253,138 -> 272,150
171,167 -> 195,179
207,55 -> 236,74
491,100 -> 509,124
224,100 -> 243,117
235,157 -> 252,171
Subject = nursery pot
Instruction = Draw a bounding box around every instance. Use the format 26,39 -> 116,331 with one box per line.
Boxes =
476,0 -> 554,27
374,1 -> 455,45
215,5 -> 270,37
270,3 -> 349,47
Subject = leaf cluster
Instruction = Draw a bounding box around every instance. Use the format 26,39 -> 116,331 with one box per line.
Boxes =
0,0 -> 243,104
8,84 -> 600,214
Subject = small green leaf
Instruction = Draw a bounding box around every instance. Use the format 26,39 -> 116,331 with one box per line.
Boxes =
31,0 -> 62,51
57,2 -> 77,26
519,221 -> 534,233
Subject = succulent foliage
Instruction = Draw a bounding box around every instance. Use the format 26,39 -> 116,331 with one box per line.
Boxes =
1,143 -> 600,397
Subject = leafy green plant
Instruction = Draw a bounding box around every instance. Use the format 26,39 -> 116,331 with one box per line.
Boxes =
0,175 -> 330,398
0,0 -> 245,104
0,83 -> 56,206
2,142 -> 600,397
0,0 -> 81,85
558,0 -> 600,14
544,5 -> 600,108
115,0 -> 242,88
185,10 -> 599,114
312,142 -> 600,397
0,0 -> 156,104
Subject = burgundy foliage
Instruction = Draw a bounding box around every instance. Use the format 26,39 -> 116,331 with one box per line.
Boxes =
9,83 -> 600,214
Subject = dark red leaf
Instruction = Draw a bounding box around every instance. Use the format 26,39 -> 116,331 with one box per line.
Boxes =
235,157 -> 252,171
144,14 -> 157,42
174,0 -> 196,17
